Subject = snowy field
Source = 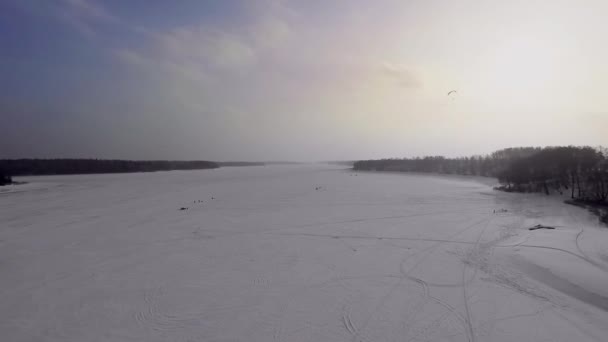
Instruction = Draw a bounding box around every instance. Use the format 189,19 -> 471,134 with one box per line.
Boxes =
2,164 -> 608,342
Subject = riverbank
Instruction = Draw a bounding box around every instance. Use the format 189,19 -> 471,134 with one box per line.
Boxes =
566,199 -> 608,225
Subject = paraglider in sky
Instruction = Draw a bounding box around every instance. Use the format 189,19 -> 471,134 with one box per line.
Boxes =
447,90 -> 458,102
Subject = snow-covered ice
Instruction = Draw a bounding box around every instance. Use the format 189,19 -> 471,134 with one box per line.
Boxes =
1,165 -> 608,341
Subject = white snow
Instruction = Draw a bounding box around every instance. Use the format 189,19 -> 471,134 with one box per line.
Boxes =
1,165 -> 608,341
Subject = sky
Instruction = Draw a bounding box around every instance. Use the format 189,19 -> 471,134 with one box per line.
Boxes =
1,0 -> 607,161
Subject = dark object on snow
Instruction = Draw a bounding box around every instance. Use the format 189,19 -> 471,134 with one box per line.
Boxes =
179,207 -> 189,211
529,224 -> 555,231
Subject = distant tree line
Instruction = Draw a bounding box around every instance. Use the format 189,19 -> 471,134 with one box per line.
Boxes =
354,147 -> 539,177
0,170 -> 12,185
326,161 -> 356,167
0,159 -> 219,178
218,162 -> 266,167
354,146 -> 608,206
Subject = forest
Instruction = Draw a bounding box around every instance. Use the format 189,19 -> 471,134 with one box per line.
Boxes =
354,146 -> 608,221
0,171 -> 11,186
0,159 -> 219,178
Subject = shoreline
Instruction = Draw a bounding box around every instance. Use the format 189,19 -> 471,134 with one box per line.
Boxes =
349,168 -> 499,187
354,168 -> 608,226
566,199 -> 608,225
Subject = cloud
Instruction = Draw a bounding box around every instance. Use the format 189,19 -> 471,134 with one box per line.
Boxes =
157,28 -> 257,69
6,0 -> 118,38
113,1 -> 295,87
58,0 -> 118,38
112,0 -> 424,90
62,0 -> 116,22
380,62 -> 422,88
110,0 -> 427,129
114,29 -> 257,85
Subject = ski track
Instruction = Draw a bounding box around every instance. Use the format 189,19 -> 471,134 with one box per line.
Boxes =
567,208 -> 608,272
378,215 -> 493,342
460,213 -> 493,342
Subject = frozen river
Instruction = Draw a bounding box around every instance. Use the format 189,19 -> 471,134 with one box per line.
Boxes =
2,165 -> 608,341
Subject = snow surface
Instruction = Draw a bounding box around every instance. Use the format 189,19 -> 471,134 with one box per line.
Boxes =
1,165 -> 608,341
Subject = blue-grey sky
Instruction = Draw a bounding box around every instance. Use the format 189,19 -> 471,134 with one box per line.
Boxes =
2,0 -> 607,161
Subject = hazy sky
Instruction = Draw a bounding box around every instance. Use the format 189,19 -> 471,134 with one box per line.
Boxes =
1,0 -> 607,161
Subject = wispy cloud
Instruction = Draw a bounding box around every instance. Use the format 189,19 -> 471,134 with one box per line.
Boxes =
114,29 -> 256,84
58,0 -> 118,38
63,0 -> 116,22
157,28 -> 257,69
107,0 -> 430,133
113,1 -> 295,87
380,62 -> 422,88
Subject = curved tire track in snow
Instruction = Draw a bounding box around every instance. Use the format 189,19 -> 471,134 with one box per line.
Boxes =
568,209 -> 608,272
394,216 -> 493,342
